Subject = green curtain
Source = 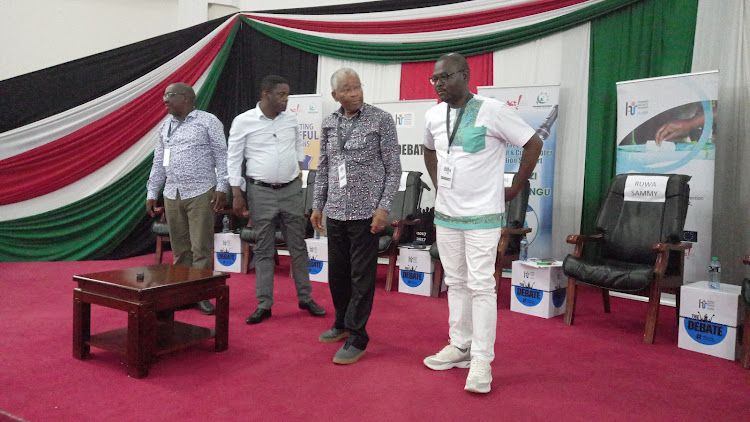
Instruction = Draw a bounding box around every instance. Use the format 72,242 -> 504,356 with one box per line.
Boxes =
581,0 -> 698,235
0,19 -> 240,262
240,0 -> 641,63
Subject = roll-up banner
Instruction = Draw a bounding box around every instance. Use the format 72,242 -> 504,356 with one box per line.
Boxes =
477,85 -> 559,260
287,94 -> 323,170
616,70 -> 718,282
375,100 -> 438,208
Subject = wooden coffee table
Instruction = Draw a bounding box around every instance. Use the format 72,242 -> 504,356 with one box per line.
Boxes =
73,264 -> 230,378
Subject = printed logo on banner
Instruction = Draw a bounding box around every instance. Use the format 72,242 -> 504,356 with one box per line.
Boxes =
505,95 -> 523,110
536,92 -> 549,105
401,269 -> 425,287
515,286 -> 543,307
624,100 -> 649,116
394,112 -> 415,128
217,252 -> 237,266
552,288 -> 567,308
309,260 -> 324,275
684,317 -> 727,345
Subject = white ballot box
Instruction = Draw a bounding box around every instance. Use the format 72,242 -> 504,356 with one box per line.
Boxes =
397,246 -> 444,296
214,233 -> 242,273
678,281 -> 744,360
305,237 -> 329,283
510,260 -> 567,318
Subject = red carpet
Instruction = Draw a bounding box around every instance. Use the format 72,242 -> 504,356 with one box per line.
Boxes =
1,254 -> 748,421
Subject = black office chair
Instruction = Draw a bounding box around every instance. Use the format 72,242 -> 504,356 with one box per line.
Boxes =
429,173 -> 532,299
562,173 -> 692,344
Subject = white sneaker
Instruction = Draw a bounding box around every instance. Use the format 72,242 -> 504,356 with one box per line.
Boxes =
464,357 -> 492,393
423,345 -> 471,370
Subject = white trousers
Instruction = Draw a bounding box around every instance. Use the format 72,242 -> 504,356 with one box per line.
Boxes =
436,225 -> 501,363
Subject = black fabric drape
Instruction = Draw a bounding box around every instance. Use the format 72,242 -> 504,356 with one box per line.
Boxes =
206,21 -> 318,136
0,16 -> 227,133
254,0 -> 473,15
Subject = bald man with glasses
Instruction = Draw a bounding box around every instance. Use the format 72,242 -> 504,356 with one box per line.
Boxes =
146,82 -> 229,315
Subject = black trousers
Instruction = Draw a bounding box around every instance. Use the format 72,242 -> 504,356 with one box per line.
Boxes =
327,217 -> 378,350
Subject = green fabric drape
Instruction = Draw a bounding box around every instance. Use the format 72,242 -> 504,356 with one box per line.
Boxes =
0,19 -> 241,262
240,0 -> 642,63
581,0 -> 698,235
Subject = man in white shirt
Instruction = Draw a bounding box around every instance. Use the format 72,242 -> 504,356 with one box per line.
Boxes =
227,75 -> 326,324
422,53 -> 542,394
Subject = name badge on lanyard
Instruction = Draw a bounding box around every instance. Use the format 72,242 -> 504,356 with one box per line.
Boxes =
338,161 -> 347,188
163,148 -> 171,166
438,161 -> 455,188
163,120 -> 181,167
440,97 -> 470,189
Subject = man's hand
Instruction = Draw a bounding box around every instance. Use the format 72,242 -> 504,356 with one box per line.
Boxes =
232,191 -> 247,219
211,191 -> 226,213
371,208 -> 389,234
146,199 -> 157,217
311,210 -> 324,234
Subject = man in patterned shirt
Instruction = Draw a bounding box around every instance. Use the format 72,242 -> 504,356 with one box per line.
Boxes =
311,68 -> 402,364
146,82 -> 229,315
422,53 -> 542,393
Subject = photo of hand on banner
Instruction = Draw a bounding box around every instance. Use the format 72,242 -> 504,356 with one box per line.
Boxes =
616,100 -> 716,174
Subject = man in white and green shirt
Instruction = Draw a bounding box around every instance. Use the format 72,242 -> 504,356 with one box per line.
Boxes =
422,53 -> 542,394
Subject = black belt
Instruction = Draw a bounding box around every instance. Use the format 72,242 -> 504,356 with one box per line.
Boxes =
246,176 -> 295,190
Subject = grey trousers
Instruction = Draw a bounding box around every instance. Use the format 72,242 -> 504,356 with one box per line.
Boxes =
247,179 -> 312,309
164,187 -> 215,270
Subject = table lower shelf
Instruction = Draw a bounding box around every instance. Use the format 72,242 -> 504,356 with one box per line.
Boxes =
87,321 -> 215,356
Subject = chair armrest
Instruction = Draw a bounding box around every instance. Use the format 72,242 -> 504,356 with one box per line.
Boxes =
565,234 -> 603,258
503,227 -> 532,236
652,242 -> 692,253
652,242 -> 692,277
744,255 -> 750,266
390,218 -> 423,228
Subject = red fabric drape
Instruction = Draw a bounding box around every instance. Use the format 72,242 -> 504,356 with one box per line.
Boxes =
0,19 -> 236,206
244,0 -> 587,34
400,53 -> 494,101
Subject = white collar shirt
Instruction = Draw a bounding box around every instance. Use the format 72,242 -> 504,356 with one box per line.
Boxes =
227,104 -> 303,189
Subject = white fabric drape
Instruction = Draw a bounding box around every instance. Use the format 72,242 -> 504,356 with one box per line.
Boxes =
316,57 -> 402,115
493,23 -> 591,259
242,0 -> 606,43
692,0 -> 750,284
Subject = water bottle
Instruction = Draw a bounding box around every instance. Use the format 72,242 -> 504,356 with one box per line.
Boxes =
708,257 -> 721,289
314,229 -> 320,240
222,215 -> 230,233
519,236 -> 528,261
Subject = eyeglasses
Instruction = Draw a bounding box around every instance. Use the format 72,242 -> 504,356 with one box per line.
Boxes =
429,71 -> 463,85
336,84 -> 363,94
163,92 -> 185,100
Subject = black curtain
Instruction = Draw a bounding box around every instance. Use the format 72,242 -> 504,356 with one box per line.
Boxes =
255,0 -> 473,14
207,20 -> 319,136
0,16 -> 227,133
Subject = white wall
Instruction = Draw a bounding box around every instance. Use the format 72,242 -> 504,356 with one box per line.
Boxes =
0,0 -> 180,80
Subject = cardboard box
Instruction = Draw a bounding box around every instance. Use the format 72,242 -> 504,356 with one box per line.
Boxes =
398,269 -> 437,297
397,246 -> 435,274
678,281 -> 743,360
214,251 -> 242,273
678,317 -> 738,360
214,232 -> 242,253
679,281 -> 743,326
308,259 -> 328,283
510,285 -> 567,318
509,260 -> 566,318
305,237 -> 328,261
511,260 -> 567,291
